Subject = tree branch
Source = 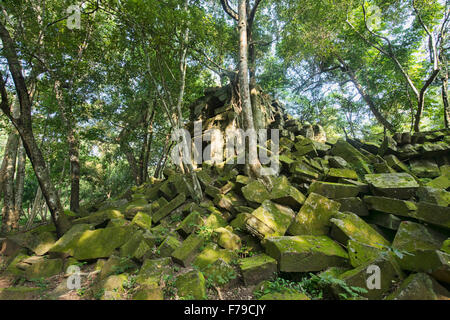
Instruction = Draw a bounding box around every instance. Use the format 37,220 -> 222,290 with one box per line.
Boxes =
220,0 -> 239,21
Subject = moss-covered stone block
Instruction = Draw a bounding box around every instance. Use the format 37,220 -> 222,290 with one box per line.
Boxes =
49,224 -> 93,256
171,234 -> 204,267
120,231 -> 151,260
364,173 -> 419,199
72,209 -> 123,226
364,196 -> 417,216
335,197 -> 369,216
410,159 -> 441,178
99,255 -> 138,280
137,257 -> 173,285
25,258 -> 63,280
132,283 -> 164,300
157,236 -> 182,258
245,200 -> 295,239
417,187 -> 450,207
70,226 -> 133,260
327,168 -> 358,180
262,235 -> 349,272
335,255 -> 403,300
308,181 -> 360,199
175,270 -> 206,300
213,227 -> 241,250
331,139 -> 372,174
270,176 -> 305,209
239,254 -> 277,285
348,240 -> 385,268
288,192 -> 341,236
176,211 -> 202,237
392,221 -> 450,282
152,193 -> 186,223
193,243 -> 236,270
330,212 -> 390,248
0,287 -> 42,300
131,212 -> 152,230
386,273 -> 449,300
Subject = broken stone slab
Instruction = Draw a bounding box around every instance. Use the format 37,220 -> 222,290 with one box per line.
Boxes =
49,224 -> 93,256
72,209 -> 124,227
213,192 -> 246,214
132,284 -> 164,300
70,226 -> 133,260
364,211 -> 403,231
269,176 -> 306,209
411,202 -> 450,229
392,221 -> 450,283
242,180 -> 270,204
120,230 -> 151,260
205,185 -> 221,199
192,242 -> 236,270
288,192 -> 341,236
96,274 -> 128,300
334,255 -> 404,300
230,213 -> 251,230
171,234 -> 205,267
0,287 -> 42,300
245,200 -> 296,239
416,187 -> 450,207
25,258 -> 63,280
176,211 -> 202,237
384,154 -> 411,174
262,235 -> 349,272
8,231 -> 56,256
175,270 -> 206,300
426,173 -> 450,189
329,212 -> 390,248
386,273 -> 450,300
212,227 -> 241,250
326,168 -> 358,181
331,139 -> 372,174
136,257 -> 173,285
157,235 -> 182,258
201,259 -> 237,287
239,254 -> 277,286
364,173 -> 419,199
99,255 -> 138,280
334,197 -> 369,217
347,240 -> 385,268
152,192 -> 186,223
379,135 -> 398,156
328,156 -> 349,169
363,196 -> 417,216
410,159 -> 441,178
308,181 -> 361,199
131,212 -> 152,230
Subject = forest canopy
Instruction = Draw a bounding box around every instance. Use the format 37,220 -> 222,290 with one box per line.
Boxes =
0,0 -> 449,233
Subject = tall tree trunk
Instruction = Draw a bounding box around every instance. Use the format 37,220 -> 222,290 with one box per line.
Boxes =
1,132 -> 19,234
54,81 -> 80,213
441,53 -> 449,128
26,187 -> 42,230
14,142 -> 26,228
0,21 -> 68,237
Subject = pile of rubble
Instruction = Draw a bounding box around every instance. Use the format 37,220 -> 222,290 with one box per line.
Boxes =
0,87 -> 449,300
